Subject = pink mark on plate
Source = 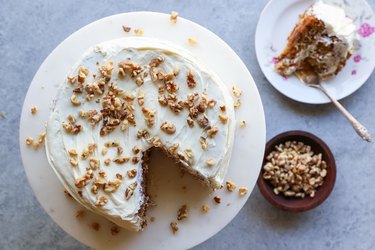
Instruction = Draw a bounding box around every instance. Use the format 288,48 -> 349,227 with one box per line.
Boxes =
351,70 -> 357,75
271,57 -> 279,64
282,76 -> 288,81
354,55 -> 362,63
358,23 -> 375,38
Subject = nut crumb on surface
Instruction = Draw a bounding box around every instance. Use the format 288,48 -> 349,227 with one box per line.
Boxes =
63,189 -> 72,198
91,222 -> 100,231
239,187 -> 248,196
170,11 -> 178,23
187,37 -> 198,45
240,120 -> 247,127
214,196 -> 221,204
170,222 -> 178,234
226,180 -> 237,192
26,137 -> 34,145
31,106 -> 38,115
111,226 -> 120,235
231,86 -> 242,97
150,217 -> 156,222
206,159 -> 215,167
177,205 -> 188,221
122,25 -> 131,32
134,28 -> 144,36
234,98 -> 241,109
201,204 -> 210,213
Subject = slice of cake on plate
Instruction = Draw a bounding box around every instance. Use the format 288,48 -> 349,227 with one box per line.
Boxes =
276,1 -> 358,80
46,37 -> 235,231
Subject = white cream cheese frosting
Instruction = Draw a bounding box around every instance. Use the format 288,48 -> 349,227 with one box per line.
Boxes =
311,1 -> 357,49
46,37 -> 235,231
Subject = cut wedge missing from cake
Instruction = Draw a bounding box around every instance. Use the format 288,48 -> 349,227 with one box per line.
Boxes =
45,38 -> 235,232
275,1 -> 358,81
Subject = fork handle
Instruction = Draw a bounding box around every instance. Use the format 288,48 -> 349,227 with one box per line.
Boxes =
316,85 -> 372,142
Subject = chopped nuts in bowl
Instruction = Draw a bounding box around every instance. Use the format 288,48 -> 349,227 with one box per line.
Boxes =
257,131 -> 336,212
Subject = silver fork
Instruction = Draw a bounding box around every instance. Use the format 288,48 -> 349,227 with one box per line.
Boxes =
295,69 -> 372,142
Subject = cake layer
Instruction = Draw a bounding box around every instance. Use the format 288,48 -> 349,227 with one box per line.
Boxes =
46,38 -> 235,231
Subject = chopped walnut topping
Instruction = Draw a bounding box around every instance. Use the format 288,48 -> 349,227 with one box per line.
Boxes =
62,116 -> 82,134
232,86 -> 242,97
187,117 -> 194,128
239,187 -> 248,196
74,177 -> 87,189
117,146 -> 123,155
202,205 -> 210,213
113,157 -> 130,164
127,169 -> 138,178
81,148 -> 89,160
122,25 -> 131,32
112,140 -> 120,147
77,66 -> 89,83
170,11 -> 178,23
104,158 -> 111,166
160,122 -> 176,134
70,158 -> 78,167
197,114 -> 210,129
167,143 -> 179,154
132,156 -> 139,164
125,182 -> 137,200
200,137 -> 207,150
95,196 -> 108,206
187,37 -> 198,45
116,173 -> 123,180
137,89 -> 144,106
207,99 -> 217,108
142,107 -> 156,128
219,105 -> 226,112
132,146 -> 141,154
90,222 -> 100,232
118,60 -> 142,78
226,181 -> 237,192
70,94 -> 81,106
170,222 -> 179,234
234,99 -> 241,109
67,75 -> 76,84
31,106 -> 38,115
68,149 -> 78,157
135,75 -> 144,86
207,126 -> 218,138
240,120 -> 247,127
187,70 -> 196,88
120,120 -> 129,131
177,205 -> 188,221
219,114 -> 228,124
136,129 -> 150,139
111,226 -> 120,236
99,61 -> 114,77
25,137 -> 33,145
101,147 -> 107,156
214,196 -> 221,204
89,157 -> 100,170
134,28 -> 144,36
104,179 -> 122,193
206,159 -> 215,167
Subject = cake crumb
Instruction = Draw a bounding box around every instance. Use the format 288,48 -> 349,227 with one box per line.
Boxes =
170,11 -> 178,23
150,217 -> 156,222
75,210 -> 85,218
239,187 -> 248,196
31,106 -> 38,115
214,196 -> 221,204
226,180 -> 237,192
231,86 -> 242,97
240,120 -> 247,127
111,226 -> 120,235
134,28 -> 144,36
234,99 -> 241,109
201,204 -> 210,213
0,111 -> 6,119
170,222 -> 178,234
91,222 -> 100,231
177,205 -> 188,221
187,37 -> 198,46
206,159 -> 215,167
122,25 -> 131,32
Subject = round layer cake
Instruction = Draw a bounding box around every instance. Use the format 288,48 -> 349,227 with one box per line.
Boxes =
46,38 -> 235,231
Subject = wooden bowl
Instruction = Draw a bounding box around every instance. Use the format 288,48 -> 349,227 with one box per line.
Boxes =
257,130 -> 336,212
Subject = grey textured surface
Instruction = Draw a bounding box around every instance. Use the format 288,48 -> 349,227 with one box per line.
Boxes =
1,0 -> 375,249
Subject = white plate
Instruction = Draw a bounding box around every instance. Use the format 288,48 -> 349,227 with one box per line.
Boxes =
19,12 -> 266,250
255,0 -> 375,104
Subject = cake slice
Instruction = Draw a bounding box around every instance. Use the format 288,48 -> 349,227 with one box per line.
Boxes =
276,1 -> 357,80
46,38 -> 235,231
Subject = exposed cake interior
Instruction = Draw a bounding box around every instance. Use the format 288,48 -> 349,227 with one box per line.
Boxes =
45,38 -> 235,231
276,1 -> 358,80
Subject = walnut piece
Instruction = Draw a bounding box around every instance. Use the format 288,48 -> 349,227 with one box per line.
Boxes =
170,11 -> 178,23
239,187 -> 248,196
187,37 -> 198,45
226,180 -> 237,192
31,106 -> 38,115
170,222 -> 179,234
201,204 -> 210,213
160,122 -> 176,134
177,205 -> 188,221
213,196 -> 221,204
